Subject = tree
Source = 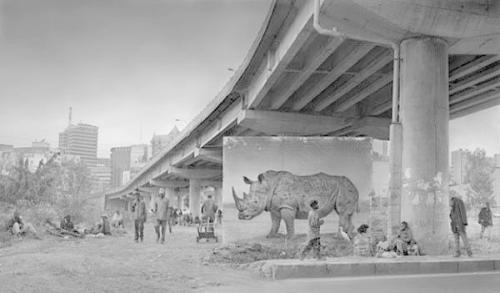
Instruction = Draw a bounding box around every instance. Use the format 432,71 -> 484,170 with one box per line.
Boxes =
465,149 -> 495,207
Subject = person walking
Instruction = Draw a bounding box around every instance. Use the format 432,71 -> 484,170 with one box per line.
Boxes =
449,196 -> 472,257
131,190 -> 147,243
300,200 -> 324,260
478,202 -> 493,239
154,188 -> 170,243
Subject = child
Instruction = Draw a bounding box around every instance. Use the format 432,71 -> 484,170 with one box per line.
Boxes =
300,200 -> 324,260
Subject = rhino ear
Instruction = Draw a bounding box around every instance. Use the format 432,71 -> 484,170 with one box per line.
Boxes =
243,176 -> 253,184
258,173 -> 265,184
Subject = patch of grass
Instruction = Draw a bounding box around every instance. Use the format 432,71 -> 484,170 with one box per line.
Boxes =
207,233 -> 353,264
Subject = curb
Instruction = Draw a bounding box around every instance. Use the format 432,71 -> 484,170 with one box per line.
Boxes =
259,257 -> 500,280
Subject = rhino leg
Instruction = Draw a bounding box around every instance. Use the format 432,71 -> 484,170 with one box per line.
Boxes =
281,208 -> 296,239
338,211 -> 355,239
267,209 -> 281,238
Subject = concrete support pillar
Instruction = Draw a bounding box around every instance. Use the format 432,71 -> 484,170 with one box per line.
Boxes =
176,189 -> 183,209
164,187 -> 175,203
388,122 -> 402,237
189,179 -> 201,218
400,37 -> 450,255
215,186 -> 223,209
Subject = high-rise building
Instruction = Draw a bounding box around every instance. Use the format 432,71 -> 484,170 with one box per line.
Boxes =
450,149 -> 469,185
110,146 -> 131,188
89,158 -> 111,193
59,123 -> 98,167
151,126 -> 180,157
110,144 -> 151,188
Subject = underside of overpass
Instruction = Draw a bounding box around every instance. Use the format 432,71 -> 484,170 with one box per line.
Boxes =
106,0 -> 500,254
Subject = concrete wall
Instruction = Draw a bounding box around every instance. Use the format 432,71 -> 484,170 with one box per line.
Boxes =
222,137 -> 389,243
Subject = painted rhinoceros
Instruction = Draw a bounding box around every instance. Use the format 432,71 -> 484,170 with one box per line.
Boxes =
232,170 -> 359,239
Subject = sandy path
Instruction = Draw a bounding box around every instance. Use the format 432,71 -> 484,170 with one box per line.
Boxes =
0,224 -> 257,293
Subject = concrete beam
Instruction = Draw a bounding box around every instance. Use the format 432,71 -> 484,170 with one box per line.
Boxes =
291,44 -> 374,111
450,75 -> 500,105
450,90 -> 500,113
194,148 -> 223,165
370,100 -> 392,115
268,37 -> 345,110
314,51 -> 393,111
237,109 -> 348,135
199,180 -> 222,188
335,73 -> 393,112
168,167 -> 222,180
450,94 -> 500,119
149,179 -> 189,188
350,117 -> 391,140
449,55 -> 500,82
450,64 -> 500,95
247,1 -> 315,109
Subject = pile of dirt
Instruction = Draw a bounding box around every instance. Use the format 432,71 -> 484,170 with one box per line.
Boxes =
207,233 -> 353,265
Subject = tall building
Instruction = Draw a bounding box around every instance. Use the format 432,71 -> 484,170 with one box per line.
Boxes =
110,146 -> 131,188
450,149 -> 469,185
89,158 -> 111,193
110,144 -> 150,188
151,126 -> 180,157
59,123 -> 98,167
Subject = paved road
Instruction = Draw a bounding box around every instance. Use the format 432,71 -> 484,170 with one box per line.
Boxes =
208,272 -> 500,293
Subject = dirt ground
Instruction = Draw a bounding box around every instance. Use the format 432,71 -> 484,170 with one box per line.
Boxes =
0,223 -> 257,293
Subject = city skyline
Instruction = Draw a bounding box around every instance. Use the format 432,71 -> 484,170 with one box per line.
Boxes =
0,0 -> 499,158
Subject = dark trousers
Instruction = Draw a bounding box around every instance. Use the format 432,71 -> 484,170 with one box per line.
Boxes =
454,231 -> 471,255
134,219 -> 145,241
155,219 -> 167,242
301,237 -> 321,259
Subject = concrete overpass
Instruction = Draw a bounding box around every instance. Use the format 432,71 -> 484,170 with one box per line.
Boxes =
106,0 -> 500,254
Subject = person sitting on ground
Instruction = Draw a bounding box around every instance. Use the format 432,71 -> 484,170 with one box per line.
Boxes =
6,211 -> 39,238
86,215 -> 111,236
395,221 -> 420,256
60,215 -> 79,234
478,202 -> 493,239
111,210 -> 124,229
352,224 -> 373,257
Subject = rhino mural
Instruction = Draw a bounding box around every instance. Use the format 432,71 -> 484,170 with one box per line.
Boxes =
232,170 -> 359,239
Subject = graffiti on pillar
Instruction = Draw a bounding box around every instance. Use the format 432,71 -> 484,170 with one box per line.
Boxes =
231,170 -> 360,239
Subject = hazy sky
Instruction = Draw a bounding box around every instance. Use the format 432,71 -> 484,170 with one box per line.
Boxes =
0,0 -> 498,158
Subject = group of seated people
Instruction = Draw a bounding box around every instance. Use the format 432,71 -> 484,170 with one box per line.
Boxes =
6,211 -> 39,238
59,214 -> 112,236
353,221 -> 421,257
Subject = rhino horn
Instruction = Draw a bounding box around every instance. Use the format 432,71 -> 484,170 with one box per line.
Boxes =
232,187 -> 244,211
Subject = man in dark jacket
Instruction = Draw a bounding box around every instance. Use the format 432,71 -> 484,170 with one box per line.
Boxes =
449,196 -> 472,257
131,190 -> 147,243
478,202 -> 493,239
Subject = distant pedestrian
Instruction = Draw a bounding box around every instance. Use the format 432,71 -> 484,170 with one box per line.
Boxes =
201,194 -> 218,224
154,188 -> 170,243
478,202 -> 493,239
449,196 -> 472,257
131,190 -> 147,243
300,200 -> 324,260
